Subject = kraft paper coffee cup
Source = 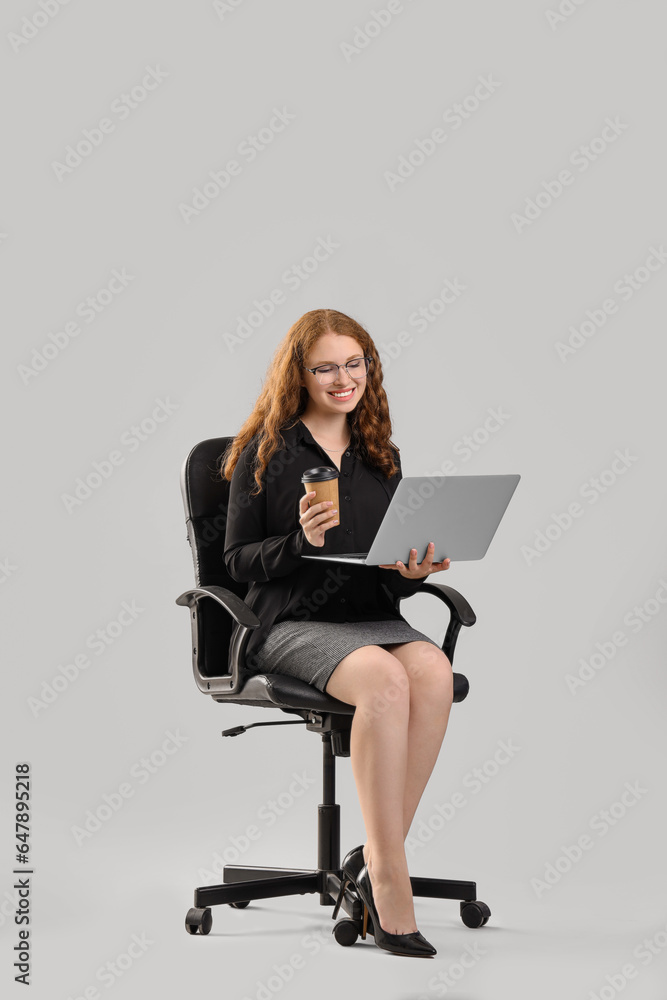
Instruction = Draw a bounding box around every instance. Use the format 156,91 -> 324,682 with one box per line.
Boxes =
301,466 -> 339,516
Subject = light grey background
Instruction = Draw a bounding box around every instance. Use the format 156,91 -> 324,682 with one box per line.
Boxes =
2,1 -> 666,997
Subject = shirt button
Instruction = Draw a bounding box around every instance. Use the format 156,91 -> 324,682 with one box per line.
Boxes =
346,528 -> 352,534
344,451 -> 350,457
339,597 -> 346,603
344,495 -> 351,501
343,471 -> 349,477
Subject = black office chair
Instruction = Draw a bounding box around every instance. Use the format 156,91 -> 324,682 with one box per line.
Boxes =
176,437 -> 491,945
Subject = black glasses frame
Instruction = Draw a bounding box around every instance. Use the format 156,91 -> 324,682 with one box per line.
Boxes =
301,356 -> 373,384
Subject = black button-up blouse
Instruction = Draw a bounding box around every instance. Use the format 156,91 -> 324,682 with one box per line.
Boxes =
223,417 -> 428,672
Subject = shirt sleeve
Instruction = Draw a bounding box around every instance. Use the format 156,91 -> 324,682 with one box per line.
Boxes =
224,439 -> 321,583
377,446 -> 429,602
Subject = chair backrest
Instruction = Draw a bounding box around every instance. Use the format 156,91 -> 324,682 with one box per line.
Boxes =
180,437 -> 247,678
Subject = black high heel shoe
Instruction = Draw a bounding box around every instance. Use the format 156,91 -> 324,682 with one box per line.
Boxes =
341,844 -> 366,885
355,864 -> 436,957
331,844 -> 369,925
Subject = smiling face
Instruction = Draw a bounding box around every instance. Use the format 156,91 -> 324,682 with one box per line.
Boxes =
299,331 -> 367,418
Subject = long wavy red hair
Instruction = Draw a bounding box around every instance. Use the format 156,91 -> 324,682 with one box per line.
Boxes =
221,308 -> 400,496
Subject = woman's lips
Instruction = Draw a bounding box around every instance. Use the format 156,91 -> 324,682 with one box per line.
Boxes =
327,387 -> 355,400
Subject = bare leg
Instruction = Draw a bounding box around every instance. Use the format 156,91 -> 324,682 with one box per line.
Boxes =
385,641 -> 454,839
325,645 -> 419,934
325,643 -> 453,933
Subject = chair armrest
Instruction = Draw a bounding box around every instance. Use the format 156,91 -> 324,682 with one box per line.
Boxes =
175,585 -> 261,696
175,585 -> 261,629
417,583 -> 476,626
396,582 -> 476,668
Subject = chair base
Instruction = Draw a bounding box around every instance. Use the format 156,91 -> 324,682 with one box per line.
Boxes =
185,723 -> 492,939
187,864 -> 488,935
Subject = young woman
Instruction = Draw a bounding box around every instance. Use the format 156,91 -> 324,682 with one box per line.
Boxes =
222,308 -> 453,957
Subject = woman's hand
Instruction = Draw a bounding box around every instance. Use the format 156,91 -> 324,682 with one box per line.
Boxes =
379,542 -> 451,579
299,490 -> 339,547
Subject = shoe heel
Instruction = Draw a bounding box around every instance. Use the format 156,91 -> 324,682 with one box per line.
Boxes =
332,875 -> 351,920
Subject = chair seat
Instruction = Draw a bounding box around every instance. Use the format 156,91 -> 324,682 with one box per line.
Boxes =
211,670 -> 469,711
211,672 -> 356,712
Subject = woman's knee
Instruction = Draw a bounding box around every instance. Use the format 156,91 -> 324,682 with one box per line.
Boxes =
364,656 -> 411,717
325,645 -> 410,710
403,645 -> 454,707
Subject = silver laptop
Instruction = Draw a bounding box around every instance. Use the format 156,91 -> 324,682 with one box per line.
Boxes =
302,474 -> 520,566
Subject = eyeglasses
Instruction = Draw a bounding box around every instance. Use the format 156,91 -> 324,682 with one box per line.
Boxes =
302,356 -> 372,385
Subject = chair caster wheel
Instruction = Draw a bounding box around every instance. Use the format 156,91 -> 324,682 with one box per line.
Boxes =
185,907 -> 212,935
460,900 -> 491,928
229,900 -> 250,909
332,919 -> 359,947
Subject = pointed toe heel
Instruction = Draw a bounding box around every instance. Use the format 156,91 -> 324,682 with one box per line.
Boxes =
355,865 -> 436,957
409,930 -> 437,955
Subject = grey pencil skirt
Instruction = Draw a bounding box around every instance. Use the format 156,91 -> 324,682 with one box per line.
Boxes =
253,618 -> 442,694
